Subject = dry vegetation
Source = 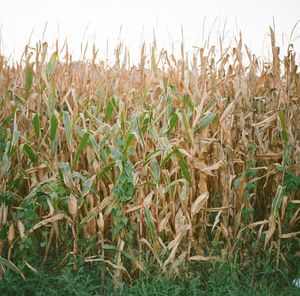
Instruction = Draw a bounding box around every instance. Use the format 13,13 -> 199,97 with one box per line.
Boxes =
0,27 -> 299,284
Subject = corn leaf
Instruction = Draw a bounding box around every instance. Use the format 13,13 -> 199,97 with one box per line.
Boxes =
198,112 -> 216,129
144,208 -> 157,244
25,64 -> 33,97
123,132 -> 136,154
74,132 -> 90,165
23,144 -> 37,163
63,111 -> 72,150
46,52 -> 58,80
82,175 -> 96,197
32,113 -> 40,138
167,112 -> 179,135
59,162 -> 75,190
105,97 -> 117,122
173,147 -> 191,184
50,114 -> 58,142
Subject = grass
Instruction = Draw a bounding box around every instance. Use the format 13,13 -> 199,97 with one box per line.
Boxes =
0,258 -> 299,295
0,24 -> 299,291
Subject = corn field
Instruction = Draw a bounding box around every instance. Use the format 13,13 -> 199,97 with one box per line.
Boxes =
0,27 -> 299,283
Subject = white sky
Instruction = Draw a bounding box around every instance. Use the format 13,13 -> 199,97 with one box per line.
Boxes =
0,0 -> 300,62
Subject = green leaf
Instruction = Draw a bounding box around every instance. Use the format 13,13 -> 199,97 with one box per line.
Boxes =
160,150 -> 175,168
24,177 -> 56,200
167,112 -> 179,135
25,64 -> 33,97
123,132 -> 136,154
1,141 -> 11,176
247,143 -> 256,151
11,130 -> 20,149
245,168 -> 259,177
49,114 -> 58,156
113,160 -> 135,203
144,208 -> 157,244
97,162 -> 115,177
199,112 -> 216,129
104,97 -> 117,122
173,147 -> 191,184
180,106 -> 193,143
144,149 -> 163,167
79,205 -> 102,228
151,158 -> 160,183
82,175 -> 96,197
63,111 -> 72,150
119,101 -> 126,133
23,143 -> 37,163
275,164 -> 286,172
246,182 -> 257,191
97,86 -> 104,113
46,52 -> 58,80
32,113 -> 40,138
59,162 -> 74,190
182,94 -> 194,111
278,111 -> 288,146
271,185 -> 284,216
74,132 -> 90,165
50,114 -> 58,142
284,172 -> 300,193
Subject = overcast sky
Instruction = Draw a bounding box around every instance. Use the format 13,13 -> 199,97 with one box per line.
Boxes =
1,0 -> 300,62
